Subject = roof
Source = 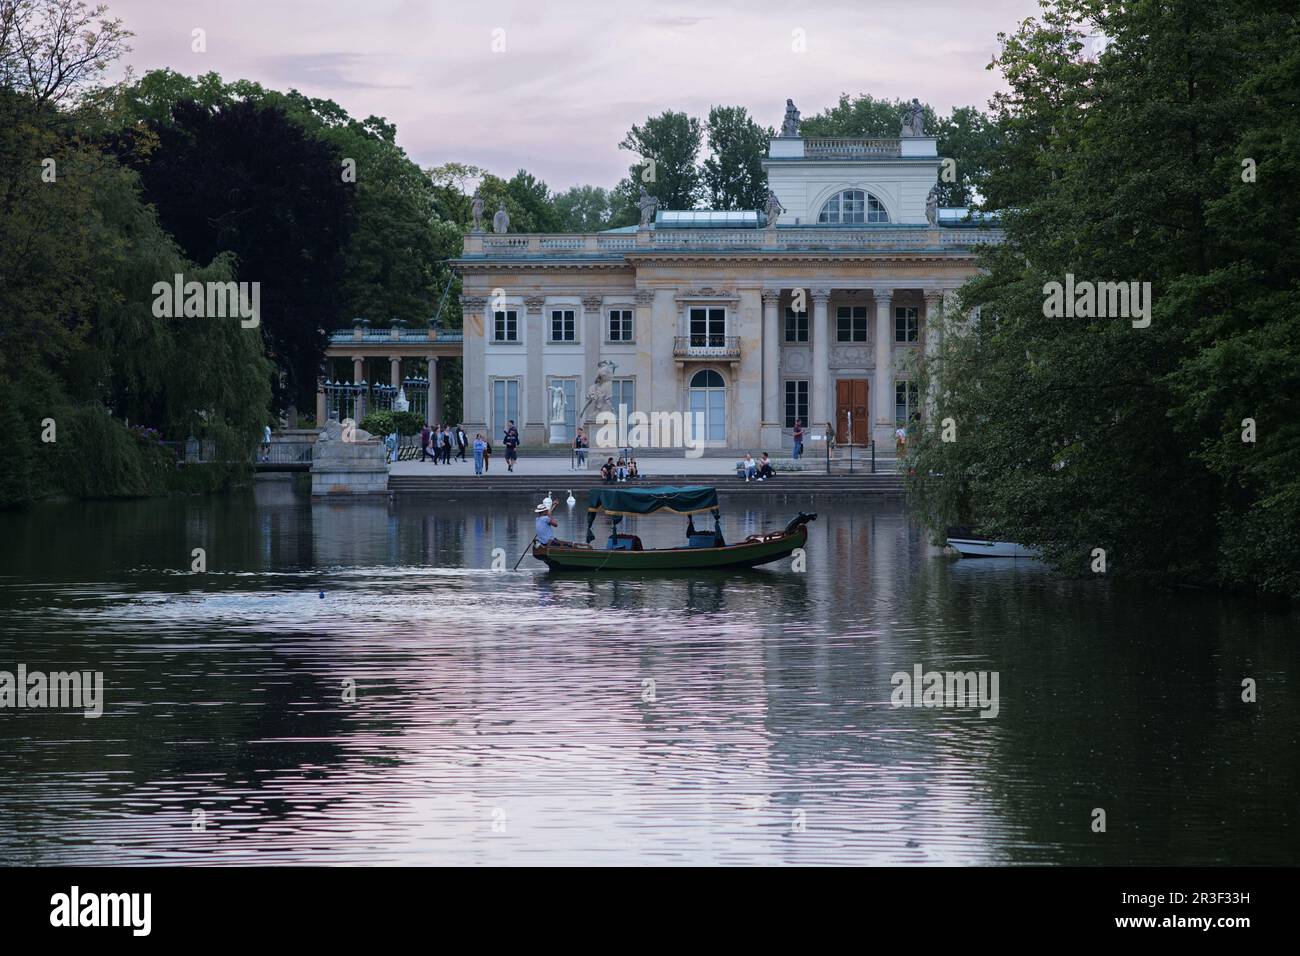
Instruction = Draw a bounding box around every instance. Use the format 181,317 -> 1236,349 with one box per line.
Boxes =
586,485 -> 719,516
656,210 -> 761,229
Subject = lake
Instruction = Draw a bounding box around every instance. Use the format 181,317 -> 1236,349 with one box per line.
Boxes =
0,480 -> 1296,865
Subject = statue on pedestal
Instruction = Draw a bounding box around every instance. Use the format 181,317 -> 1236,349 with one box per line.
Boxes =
781,99 -> 801,137
492,202 -> 510,234
901,98 -> 925,137
925,184 -> 940,227
763,189 -> 785,226
471,191 -> 484,232
548,382 -> 567,425
637,187 -> 658,227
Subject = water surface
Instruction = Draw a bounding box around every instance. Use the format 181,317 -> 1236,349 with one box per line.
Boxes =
0,481 -> 1296,865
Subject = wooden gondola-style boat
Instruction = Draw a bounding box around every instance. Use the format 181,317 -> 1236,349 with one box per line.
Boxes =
533,485 -> 815,572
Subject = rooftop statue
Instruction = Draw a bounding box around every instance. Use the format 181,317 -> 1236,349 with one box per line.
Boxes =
471,191 -> 485,232
781,98 -> 801,137
637,187 -> 659,227
925,184 -> 940,226
763,189 -> 785,226
901,98 -> 925,137
492,202 -> 510,234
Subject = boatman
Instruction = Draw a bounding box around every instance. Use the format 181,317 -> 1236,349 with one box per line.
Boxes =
534,501 -> 559,547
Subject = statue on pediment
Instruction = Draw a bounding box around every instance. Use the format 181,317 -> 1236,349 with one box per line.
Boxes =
925,184 -> 940,226
637,187 -> 659,227
763,189 -> 785,226
471,191 -> 485,232
492,202 -> 510,234
781,99 -> 801,137
902,98 -> 925,137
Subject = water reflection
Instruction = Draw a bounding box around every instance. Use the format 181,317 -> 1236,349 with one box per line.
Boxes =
0,481 -> 1296,865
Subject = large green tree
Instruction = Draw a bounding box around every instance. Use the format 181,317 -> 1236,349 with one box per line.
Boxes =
907,0 -> 1300,597
701,105 -> 771,211
613,110 -> 704,221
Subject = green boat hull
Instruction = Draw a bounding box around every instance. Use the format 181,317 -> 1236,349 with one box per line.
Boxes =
533,524 -> 808,572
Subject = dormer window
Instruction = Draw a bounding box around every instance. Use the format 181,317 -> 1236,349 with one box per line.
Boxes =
817,190 -> 889,224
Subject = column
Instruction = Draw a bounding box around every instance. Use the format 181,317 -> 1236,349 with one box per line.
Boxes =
524,295 -> 546,445
760,289 -> 782,448
810,288 -> 831,430
430,356 -> 442,425
315,378 -> 326,426
352,356 -> 364,384
582,294 -> 604,433
351,355 -> 365,421
460,295 -> 488,435
389,356 -> 401,386
634,289 -> 655,435
872,287 -> 894,448
923,289 -> 944,417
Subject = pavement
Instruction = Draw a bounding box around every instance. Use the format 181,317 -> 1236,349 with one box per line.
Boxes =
389,451 -> 893,478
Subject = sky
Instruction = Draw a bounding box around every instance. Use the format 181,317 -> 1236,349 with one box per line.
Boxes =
108,0 -> 1043,191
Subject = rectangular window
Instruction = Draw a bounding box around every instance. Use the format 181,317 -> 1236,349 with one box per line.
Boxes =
608,308 -> 634,342
612,379 -> 636,416
837,305 -> 868,342
689,307 -> 726,347
492,379 -> 520,438
549,308 -> 576,342
784,380 -> 808,428
895,306 -> 919,343
784,308 -> 808,342
895,380 -> 919,427
493,310 -> 518,342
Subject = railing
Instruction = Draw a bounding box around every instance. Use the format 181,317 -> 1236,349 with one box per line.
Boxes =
804,137 -> 902,159
463,226 -> 1002,257
673,335 -> 741,359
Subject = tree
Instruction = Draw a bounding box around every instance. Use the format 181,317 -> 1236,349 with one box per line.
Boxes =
552,184 -> 612,231
112,98 -> 356,412
701,105 -> 770,211
0,0 -> 131,108
616,110 -> 703,214
907,0 -> 1300,597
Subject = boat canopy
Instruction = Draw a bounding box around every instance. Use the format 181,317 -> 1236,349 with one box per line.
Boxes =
586,485 -> 719,517
585,485 -> 721,543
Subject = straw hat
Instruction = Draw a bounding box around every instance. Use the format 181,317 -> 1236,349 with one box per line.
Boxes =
534,503 -> 550,514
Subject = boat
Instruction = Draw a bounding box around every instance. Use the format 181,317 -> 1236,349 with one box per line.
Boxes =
945,526 -> 1042,559
533,485 -> 815,572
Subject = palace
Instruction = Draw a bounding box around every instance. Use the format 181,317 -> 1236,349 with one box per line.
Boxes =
453,100 -> 1001,451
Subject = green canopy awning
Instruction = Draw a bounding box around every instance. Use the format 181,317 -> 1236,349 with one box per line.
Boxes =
586,485 -> 719,516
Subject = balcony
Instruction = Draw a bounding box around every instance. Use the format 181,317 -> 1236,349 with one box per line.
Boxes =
673,335 -> 741,365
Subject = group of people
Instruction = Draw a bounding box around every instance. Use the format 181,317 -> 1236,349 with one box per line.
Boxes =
418,423 -> 467,464
738,452 -> 776,482
600,456 -> 639,483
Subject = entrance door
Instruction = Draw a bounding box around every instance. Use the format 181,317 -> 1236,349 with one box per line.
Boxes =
835,379 -> 869,444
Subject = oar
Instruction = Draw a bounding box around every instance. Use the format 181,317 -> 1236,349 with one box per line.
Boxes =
513,536 -> 538,571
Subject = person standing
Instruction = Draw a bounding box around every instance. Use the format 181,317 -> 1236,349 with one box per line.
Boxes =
456,424 -> 468,461
573,427 -> 588,469
472,433 -> 486,475
791,419 -> 804,462
420,423 -> 432,462
483,433 -> 493,473
503,420 -> 520,472
261,423 -> 272,462
441,426 -> 453,464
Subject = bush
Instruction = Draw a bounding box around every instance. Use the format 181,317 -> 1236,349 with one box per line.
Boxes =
50,407 -> 168,499
360,409 -> 423,436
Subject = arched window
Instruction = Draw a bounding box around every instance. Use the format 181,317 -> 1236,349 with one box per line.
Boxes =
817,190 -> 889,224
688,369 -> 726,442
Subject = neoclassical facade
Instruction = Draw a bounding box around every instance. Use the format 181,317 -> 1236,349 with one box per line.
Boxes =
455,107 -> 1000,450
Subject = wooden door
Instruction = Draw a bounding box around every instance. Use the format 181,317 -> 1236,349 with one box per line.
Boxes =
835,379 -> 869,444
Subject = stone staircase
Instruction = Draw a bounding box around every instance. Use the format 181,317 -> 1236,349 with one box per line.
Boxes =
388,470 -> 906,499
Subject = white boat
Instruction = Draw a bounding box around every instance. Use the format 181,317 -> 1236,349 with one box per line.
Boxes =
945,528 -> 1042,559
